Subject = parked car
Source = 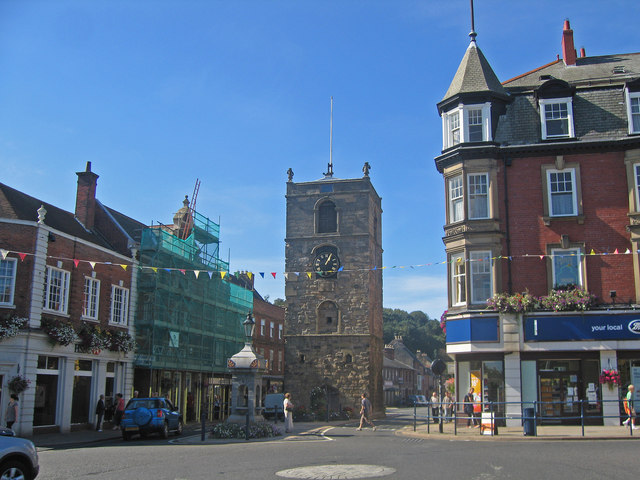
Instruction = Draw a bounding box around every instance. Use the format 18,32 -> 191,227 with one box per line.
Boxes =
408,395 -> 429,406
120,397 -> 183,440
0,432 -> 39,480
263,393 -> 285,420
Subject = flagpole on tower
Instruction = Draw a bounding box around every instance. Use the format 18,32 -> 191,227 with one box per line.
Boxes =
326,96 -> 334,178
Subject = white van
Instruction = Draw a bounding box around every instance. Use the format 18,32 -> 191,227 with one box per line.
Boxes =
263,393 -> 285,420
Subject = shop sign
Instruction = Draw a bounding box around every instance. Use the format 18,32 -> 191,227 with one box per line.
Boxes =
524,314 -> 640,342
446,317 -> 499,344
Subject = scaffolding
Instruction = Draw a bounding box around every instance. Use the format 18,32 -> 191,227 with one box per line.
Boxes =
134,209 -> 252,374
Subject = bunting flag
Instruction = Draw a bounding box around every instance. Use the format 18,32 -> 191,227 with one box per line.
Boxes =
179,269 -> 186,275
194,270 -> 201,278
271,272 -> 276,279
338,266 -> 344,272
73,259 -> 80,268
306,272 -> 312,279
18,253 -> 27,262
247,272 -> 253,280
0,249 -> 7,260
208,271 -> 214,279
90,262 -> 97,270
221,271 -> 227,280
259,272 -> 265,278
121,265 -> 128,271
539,255 -> 545,260
590,249 -> 596,255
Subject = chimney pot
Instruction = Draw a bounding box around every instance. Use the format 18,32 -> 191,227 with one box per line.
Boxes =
580,47 -> 586,58
561,19 -> 577,66
75,164 -> 99,229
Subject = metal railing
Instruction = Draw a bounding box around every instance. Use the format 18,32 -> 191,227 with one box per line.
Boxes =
412,399 -> 638,437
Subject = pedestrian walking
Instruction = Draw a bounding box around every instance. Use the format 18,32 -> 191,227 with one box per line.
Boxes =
112,393 -> 125,430
357,392 -> 376,431
5,394 -> 18,429
443,391 -> 453,422
95,394 -> 105,431
430,392 -> 439,423
463,388 -> 477,427
283,392 -> 294,433
623,384 -> 638,429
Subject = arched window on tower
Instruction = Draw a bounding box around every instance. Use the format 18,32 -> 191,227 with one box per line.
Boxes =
317,200 -> 337,233
317,300 -> 339,334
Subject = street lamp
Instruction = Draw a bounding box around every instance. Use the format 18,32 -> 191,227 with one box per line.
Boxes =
243,312 -> 255,344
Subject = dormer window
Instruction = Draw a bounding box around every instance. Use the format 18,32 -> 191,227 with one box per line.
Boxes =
539,97 -> 574,139
625,88 -> 640,134
442,103 -> 492,149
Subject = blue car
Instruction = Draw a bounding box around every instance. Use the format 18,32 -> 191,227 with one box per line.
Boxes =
120,397 -> 183,440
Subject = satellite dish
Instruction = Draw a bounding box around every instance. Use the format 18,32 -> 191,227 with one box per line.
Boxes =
431,358 -> 446,376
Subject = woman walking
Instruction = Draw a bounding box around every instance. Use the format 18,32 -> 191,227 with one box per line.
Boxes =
283,393 -> 294,433
5,394 -> 18,429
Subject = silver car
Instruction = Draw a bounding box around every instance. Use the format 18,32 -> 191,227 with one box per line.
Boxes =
0,429 -> 39,480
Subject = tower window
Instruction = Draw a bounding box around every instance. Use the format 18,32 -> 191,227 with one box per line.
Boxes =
318,200 -> 337,233
345,354 -> 353,364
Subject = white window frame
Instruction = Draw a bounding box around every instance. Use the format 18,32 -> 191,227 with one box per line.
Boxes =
44,266 -> 70,314
260,319 -> 266,336
551,248 -> 583,288
626,89 -> 640,135
109,285 -> 129,326
278,324 -> 283,340
443,103 -> 492,149
470,251 -> 493,304
635,164 -> 640,211
269,321 -> 275,338
0,258 -> 17,306
451,253 -> 466,307
547,168 -> 577,217
448,175 -> 464,223
467,173 -> 489,219
83,277 -> 100,321
540,97 -> 575,139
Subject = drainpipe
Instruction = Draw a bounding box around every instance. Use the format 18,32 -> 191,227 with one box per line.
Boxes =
503,158 -> 513,294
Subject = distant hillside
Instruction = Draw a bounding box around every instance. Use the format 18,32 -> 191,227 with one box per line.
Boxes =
383,308 -> 445,358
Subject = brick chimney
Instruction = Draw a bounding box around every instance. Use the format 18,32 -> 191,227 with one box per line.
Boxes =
562,19 -> 577,66
75,161 -> 99,229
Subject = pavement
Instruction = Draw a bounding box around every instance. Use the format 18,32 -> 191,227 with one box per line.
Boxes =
27,418 -> 640,449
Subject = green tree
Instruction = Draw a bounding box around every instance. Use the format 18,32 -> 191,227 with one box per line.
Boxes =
383,308 -> 445,358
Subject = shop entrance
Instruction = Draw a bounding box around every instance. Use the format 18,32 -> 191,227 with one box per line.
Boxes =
537,359 -> 602,425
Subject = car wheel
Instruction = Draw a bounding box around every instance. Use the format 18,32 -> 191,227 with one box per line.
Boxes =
122,431 -> 131,441
175,420 -> 183,436
160,421 -> 169,439
0,460 -> 31,480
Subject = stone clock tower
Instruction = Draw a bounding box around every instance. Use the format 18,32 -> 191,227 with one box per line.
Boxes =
284,166 -> 383,414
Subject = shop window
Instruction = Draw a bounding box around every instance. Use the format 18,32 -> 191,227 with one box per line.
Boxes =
34,355 -> 60,427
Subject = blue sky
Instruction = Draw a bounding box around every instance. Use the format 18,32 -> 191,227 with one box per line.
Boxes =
1,1 -> 638,319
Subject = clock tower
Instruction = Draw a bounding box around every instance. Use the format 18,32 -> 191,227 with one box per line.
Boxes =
284,166 -> 383,414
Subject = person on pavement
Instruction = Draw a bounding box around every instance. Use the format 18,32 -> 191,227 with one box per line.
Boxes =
283,392 -> 294,433
623,384 -> 638,429
357,392 -> 376,431
95,394 -> 105,431
5,394 -> 18,429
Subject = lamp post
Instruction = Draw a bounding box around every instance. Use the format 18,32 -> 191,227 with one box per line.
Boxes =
243,312 -> 255,344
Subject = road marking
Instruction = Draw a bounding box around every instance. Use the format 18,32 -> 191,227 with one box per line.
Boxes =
276,464 -> 396,479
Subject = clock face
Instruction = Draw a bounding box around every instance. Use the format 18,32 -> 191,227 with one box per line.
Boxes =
314,251 -> 340,278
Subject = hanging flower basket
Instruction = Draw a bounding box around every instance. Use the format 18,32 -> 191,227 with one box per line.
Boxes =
41,317 -> 78,346
8,374 -> 31,394
599,369 -> 621,390
109,330 -> 137,353
0,316 -> 27,342
78,323 -> 111,352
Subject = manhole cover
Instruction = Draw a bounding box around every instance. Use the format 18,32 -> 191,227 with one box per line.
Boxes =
276,464 -> 396,479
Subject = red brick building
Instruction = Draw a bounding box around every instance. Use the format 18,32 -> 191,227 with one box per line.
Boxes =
437,20 -> 640,426
252,292 -> 285,394
0,162 -> 138,435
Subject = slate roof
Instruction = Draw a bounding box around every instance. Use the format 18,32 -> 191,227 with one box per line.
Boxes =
441,41 -> 509,103
0,182 -> 114,250
503,52 -> 640,91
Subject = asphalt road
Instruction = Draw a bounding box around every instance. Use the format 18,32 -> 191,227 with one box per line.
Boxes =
35,414 -> 638,480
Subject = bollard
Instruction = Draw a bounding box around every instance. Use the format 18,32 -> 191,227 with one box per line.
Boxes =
413,402 -> 417,432
245,410 -> 250,441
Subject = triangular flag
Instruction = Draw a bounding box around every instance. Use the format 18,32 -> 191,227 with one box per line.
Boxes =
259,272 -> 265,278
121,264 -> 128,271
221,271 -> 227,279
90,262 -> 97,269
18,253 -> 27,262
625,248 -> 631,254
194,270 -> 201,278
208,271 -> 213,279
295,272 -> 300,276
539,255 -> 544,260
0,249 -> 7,260
284,273 -> 289,280
151,267 -> 157,273
73,259 -> 80,268
590,249 -> 596,255
164,268 -> 172,273
338,266 -> 344,272
179,269 -> 186,275
271,272 -> 276,279
613,249 -> 619,254
306,272 -> 312,279
247,272 -> 253,280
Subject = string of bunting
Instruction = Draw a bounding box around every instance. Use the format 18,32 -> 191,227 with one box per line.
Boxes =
0,247 -> 633,280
